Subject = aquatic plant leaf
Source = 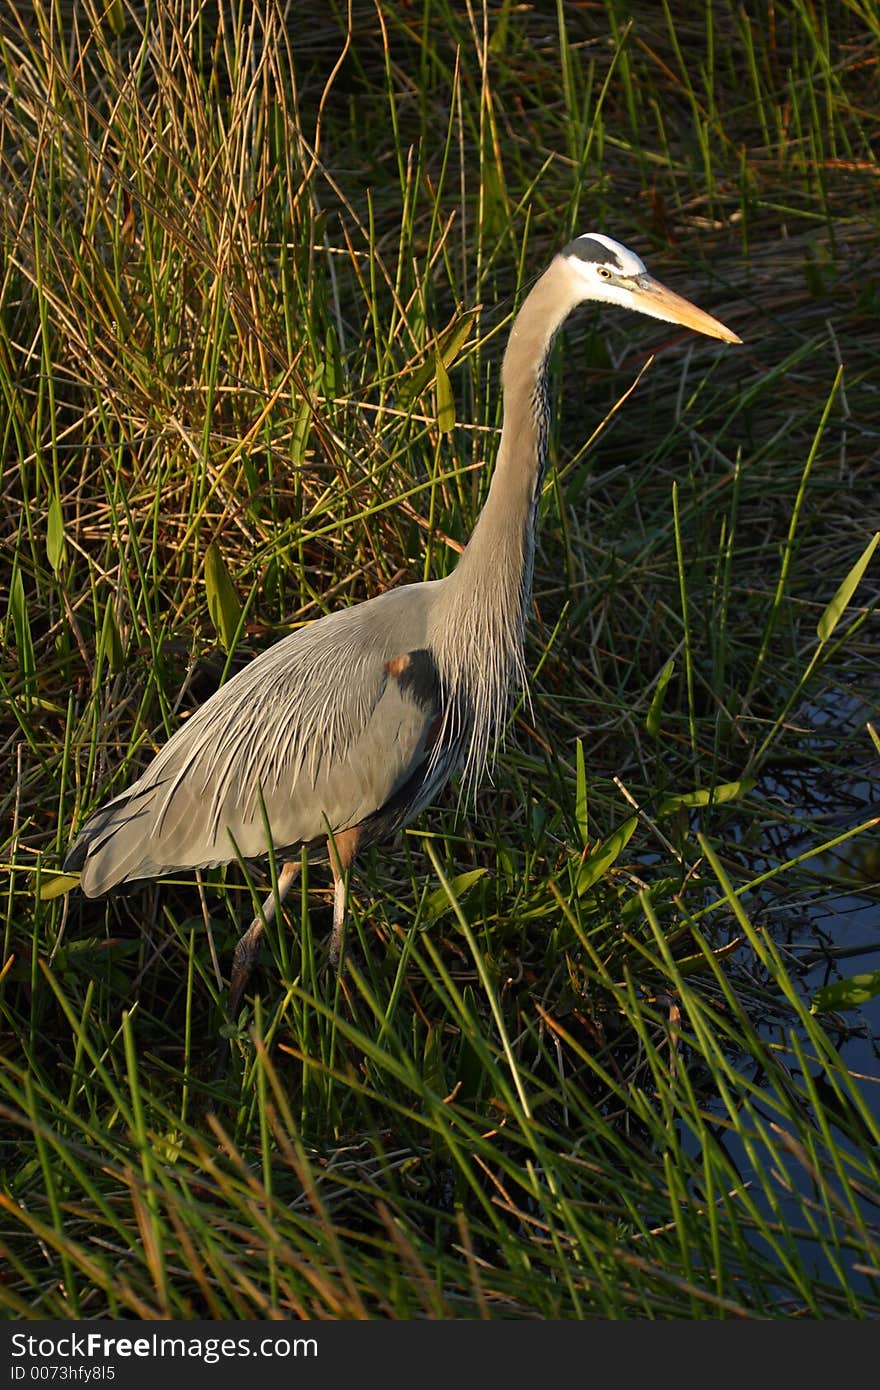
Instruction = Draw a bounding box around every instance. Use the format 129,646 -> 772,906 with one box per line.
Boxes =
576,816 -> 637,895
205,542 -> 242,653
811,971 -> 880,1014
46,490 -> 66,576
658,778 -> 755,816
646,658 -> 675,739
817,531 -> 879,641
399,312 -> 476,404
422,868 -> 487,923
434,352 -> 455,434
105,0 -> 125,35
99,602 -> 124,673
39,873 -> 81,902
575,737 -> 588,845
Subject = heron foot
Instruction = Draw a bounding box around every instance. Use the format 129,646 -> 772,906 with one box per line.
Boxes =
228,917 -> 266,1018
226,859 -> 301,1018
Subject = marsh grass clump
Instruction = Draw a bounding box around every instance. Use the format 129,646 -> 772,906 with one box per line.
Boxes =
1,0 -> 878,1318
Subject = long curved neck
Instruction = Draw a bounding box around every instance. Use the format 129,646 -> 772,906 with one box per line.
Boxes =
451,256 -> 579,613
431,256 -> 580,789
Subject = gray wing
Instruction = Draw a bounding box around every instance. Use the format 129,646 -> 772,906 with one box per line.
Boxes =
66,583 -> 447,895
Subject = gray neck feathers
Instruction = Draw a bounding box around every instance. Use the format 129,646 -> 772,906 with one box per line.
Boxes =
430,257 -> 579,793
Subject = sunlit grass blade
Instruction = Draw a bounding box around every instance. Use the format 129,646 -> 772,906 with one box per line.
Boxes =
816,531 -> 879,642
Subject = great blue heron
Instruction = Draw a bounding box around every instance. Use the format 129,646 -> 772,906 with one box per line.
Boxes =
65,233 -> 739,1014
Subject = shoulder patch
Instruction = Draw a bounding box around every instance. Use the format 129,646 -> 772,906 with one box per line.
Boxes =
386,648 -> 442,712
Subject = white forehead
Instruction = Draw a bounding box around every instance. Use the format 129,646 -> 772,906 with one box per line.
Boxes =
567,233 -> 647,277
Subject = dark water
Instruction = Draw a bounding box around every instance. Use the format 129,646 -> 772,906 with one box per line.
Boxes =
685,683 -> 880,1304
762,686 -> 880,1062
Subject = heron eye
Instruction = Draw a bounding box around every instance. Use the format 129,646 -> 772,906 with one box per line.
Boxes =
597,266 -> 612,280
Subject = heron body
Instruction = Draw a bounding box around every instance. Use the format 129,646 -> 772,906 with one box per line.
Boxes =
65,234 -> 739,1012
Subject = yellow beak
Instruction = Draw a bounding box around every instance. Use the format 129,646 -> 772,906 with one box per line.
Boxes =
634,275 -> 742,344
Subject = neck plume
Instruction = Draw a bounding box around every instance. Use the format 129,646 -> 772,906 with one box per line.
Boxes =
430,257 -> 581,794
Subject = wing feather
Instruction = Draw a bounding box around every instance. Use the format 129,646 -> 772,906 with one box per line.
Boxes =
67,584 -> 446,895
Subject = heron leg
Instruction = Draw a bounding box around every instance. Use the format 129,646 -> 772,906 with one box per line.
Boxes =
329,871 -> 347,970
228,859 -> 300,1016
326,826 -> 362,970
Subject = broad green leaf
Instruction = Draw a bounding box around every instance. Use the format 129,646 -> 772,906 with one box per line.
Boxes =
205,542 -> 242,652
399,312 -> 476,405
482,154 -> 508,240
434,351 -> 455,434
658,778 -> 755,817
422,868 -> 487,923
646,658 -> 675,739
46,490 -> 66,575
291,396 -> 312,467
576,815 -> 637,895
99,602 -> 124,673
39,872 -> 80,902
817,531 -> 879,641
619,877 -> 680,925
106,0 -> 125,35
436,312 -> 476,370
575,737 -> 588,845
398,358 -> 436,406
811,971 -> 880,1014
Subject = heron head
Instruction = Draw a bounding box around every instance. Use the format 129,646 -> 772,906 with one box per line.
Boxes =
561,233 -> 741,344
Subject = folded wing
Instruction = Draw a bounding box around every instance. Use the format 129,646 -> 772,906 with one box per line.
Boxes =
66,586 -> 449,895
